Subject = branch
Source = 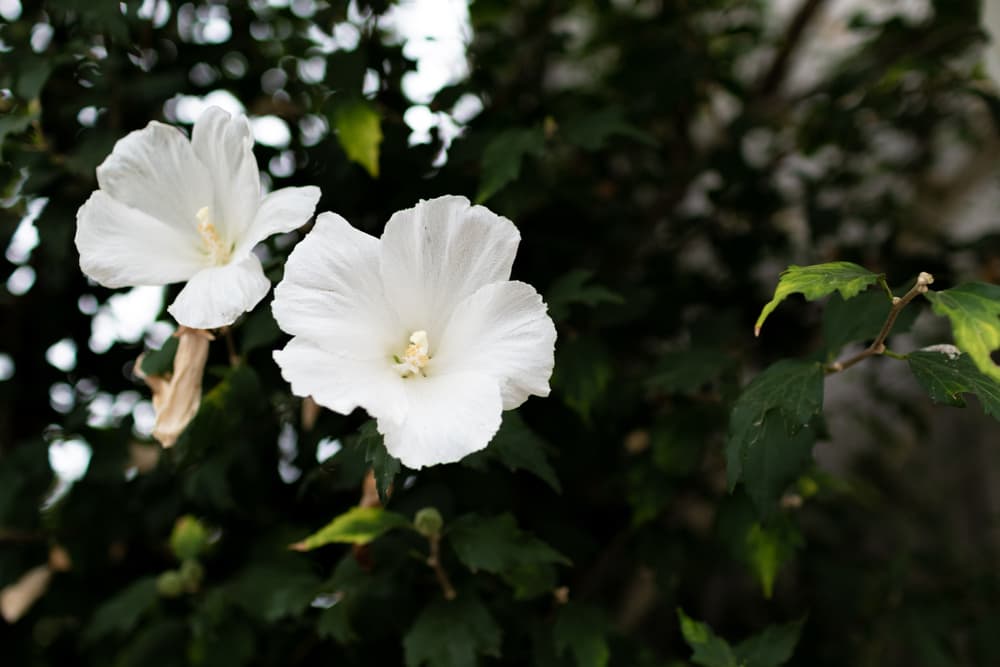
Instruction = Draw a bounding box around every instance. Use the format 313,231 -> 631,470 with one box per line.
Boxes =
757,0 -> 829,96
426,534 -> 456,600
826,272 -> 934,374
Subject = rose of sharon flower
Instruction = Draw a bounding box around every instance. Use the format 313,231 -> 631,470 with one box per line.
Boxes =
271,196 -> 557,468
75,106 -> 320,329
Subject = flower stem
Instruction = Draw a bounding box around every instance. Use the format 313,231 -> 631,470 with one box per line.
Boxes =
825,272 -> 934,374
426,534 -> 456,600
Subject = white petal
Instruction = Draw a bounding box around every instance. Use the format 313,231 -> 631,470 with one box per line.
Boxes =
435,281 -> 556,409
76,191 -> 205,288
234,185 -> 321,256
272,212 -> 401,359
191,107 -> 262,247
273,337 -> 407,425
167,255 -> 270,329
380,371 -> 502,468
96,121 -> 213,229
379,196 -> 520,338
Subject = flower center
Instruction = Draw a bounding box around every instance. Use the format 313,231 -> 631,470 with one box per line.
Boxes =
196,207 -> 231,266
393,330 -> 430,378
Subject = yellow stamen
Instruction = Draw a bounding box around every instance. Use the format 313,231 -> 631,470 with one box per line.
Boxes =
196,207 -> 230,265
394,330 -> 430,377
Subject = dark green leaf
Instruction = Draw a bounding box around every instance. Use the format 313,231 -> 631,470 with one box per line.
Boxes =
83,578 -> 159,643
907,349 -> 1000,419
403,595 -> 502,667
735,617 -> 806,667
356,421 -> 401,503
756,262 -> 882,336
140,336 -> 179,377
562,108 -> 656,150
226,565 -> 322,622
463,411 -> 561,492
546,269 -> 624,321
448,513 -> 569,576
740,414 -> 818,516
646,348 -> 733,394
822,289 -> 916,357
552,336 -> 613,422
240,306 -> 284,355
553,603 -> 611,667
476,126 -> 545,202
924,282 -> 1000,382
317,602 -> 358,644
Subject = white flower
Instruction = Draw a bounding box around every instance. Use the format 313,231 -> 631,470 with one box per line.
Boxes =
75,106 -> 320,329
271,196 -> 557,469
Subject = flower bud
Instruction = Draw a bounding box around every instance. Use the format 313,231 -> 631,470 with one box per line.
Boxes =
170,515 -> 210,561
157,570 -> 185,598
414,507 -> 444,538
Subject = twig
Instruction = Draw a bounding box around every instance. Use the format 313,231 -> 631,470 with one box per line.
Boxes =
426,534 -> 456,600
826,272 -> 934,374
757,0 -> 829,96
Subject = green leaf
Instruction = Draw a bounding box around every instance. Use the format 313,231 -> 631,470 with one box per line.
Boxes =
140,335 -> 179,377
333,98 -> 382,178
562,107 -> 656,151
0,104 -> 38,160
552,336 -> 613,422
740,414 -> 818,516
735,617 -> 806,667
924,282 -> 1000,383
677,608 -> 739,667
462,411 -> 561,492
553,603 -> 611,667
240,306 -> 283,355
226,564 -> 322,622
291,506 -> 412,550
545,269 -> 624,321
403,595 -> 502,667
476,126 -> 545,202
14,56 -> 53,101
726,360 -> 824,500
822,289 -> 916,357
745,521 -> 802,599
317,602 -> 358,644
448,513 -> 569,576
907,349 -> 1000,419
755,262 -> 882,336
646,348 -> 733,394
356,421 -> 401,503
83,578 -> 159,643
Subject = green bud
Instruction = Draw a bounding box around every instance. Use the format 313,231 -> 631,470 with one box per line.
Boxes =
170,515 -> 210,561
179,559 -> 205,592
157,570 -> 185,598
413,507 -> 444,537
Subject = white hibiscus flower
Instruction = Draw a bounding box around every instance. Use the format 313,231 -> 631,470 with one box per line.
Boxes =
75,106 -> 320,329
271,196 -> 557,469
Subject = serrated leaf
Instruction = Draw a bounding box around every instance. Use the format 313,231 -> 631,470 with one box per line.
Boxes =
755,262 -> 882,336
462,412 -> 561,492
476,126 -> 545,202
553,603 -> 611,667
140,336 -> 179,377
740,414 -> 818,516
677,608 -> 739,667
356,421 -> 401,503
822,289 -> 917,357
745,521 -> 802,599
545,269 -> 624,321
907,349 -> 1000,419
333,98 -> 382,177
562,107 -> 656,151
726,360 -> 824,498
447,513 -> 569,576
735,617 -> 806,667
924,282 -> 1000,382
291,506 -> 411,550
83,578 -> 159,643
403,595 -> 502,667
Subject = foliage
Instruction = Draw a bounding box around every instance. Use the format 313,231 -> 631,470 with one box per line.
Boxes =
5,0 -> 1000,666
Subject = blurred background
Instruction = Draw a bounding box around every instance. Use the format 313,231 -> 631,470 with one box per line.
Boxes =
3,0 -> 1000,665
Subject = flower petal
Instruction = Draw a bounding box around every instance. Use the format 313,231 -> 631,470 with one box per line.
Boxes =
167,255 -> 270,329
96,121 -> 213,230
434,281 -> 556,409
272,212 -> 401,359
233,185 -> 321,257
380,371 -> 503,468
190,107 -> 261,247
379,195 -> 520,338
76,191 -> 206,288
273,337 -> 407,425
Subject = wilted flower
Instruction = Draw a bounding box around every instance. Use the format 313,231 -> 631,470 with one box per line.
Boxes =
75,106 -> 320,329
272,196 -> 557,468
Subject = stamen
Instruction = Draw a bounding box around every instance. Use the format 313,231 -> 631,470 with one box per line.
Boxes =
196,207 -> 230,265
394,330 -> 430,377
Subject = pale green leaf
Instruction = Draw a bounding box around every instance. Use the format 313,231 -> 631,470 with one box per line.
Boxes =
745,522 -> 802,599
755,262 -> 882,336
906,349 -> 1000,420
677,608 -> 740,667
924,282 -> 1000,383
334,98 -> 382,178
291,506 -> 411,550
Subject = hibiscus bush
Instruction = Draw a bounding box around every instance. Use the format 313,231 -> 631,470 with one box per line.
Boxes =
5,0 -> 1000,665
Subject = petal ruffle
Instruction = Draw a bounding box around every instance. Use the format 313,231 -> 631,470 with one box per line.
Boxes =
380,371 -> 503,468
272,212 -> 401,359
234,185 -> 321,257
76,191 -> 206,288
435,280 -> 556,409
167,254 -> 270,329
191,107 -> 261,247
96,121 -> 213,231
273,337 -> 407,425
379,195 -> 520,340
